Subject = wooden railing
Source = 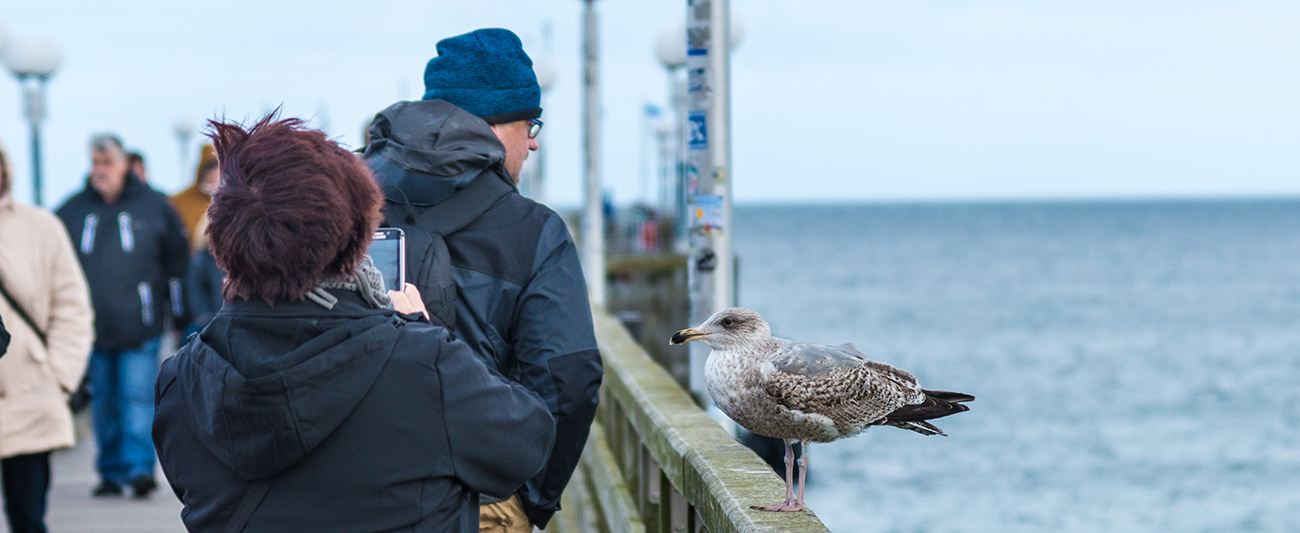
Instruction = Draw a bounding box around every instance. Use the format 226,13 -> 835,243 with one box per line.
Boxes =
551,309 -> 831,533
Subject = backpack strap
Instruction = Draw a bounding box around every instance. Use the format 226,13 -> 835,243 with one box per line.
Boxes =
0,274 -> 47,347
224,477 -> 274,533
410,170 -> 515,236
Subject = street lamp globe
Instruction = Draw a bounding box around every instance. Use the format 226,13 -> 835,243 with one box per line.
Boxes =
729,12 -> 745,51
4,37 -> 62,78
654,25 -> 687,70
533,57 -> 556,92
0,21 -> 9,58
174,118 -> 196,139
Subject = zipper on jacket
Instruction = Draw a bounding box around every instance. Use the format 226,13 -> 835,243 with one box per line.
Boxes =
169,278 -> 184,317
81,214 -> 98,254
138,282 -> 153,326
118,212 -> 135,253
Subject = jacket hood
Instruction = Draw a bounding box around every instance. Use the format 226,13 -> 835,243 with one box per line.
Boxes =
364,99 -> 508,206
170,292 -> 401,480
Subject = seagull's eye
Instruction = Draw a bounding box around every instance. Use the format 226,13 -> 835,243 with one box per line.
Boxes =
721,317 -> 735,328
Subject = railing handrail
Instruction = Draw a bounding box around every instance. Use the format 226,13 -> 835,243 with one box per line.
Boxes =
588,307 -> 831,533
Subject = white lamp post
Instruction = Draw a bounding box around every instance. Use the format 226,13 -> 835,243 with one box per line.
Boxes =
4,37 -> 62,206
656,25 -> 688,250
174,118 -> 196,185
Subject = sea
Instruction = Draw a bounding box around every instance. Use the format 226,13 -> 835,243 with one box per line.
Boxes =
730,200 -> 1300,533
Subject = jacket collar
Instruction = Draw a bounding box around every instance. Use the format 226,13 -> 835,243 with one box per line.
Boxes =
82,172 -> 146,205
363,99 -> 511,207
218,288 -> 394,320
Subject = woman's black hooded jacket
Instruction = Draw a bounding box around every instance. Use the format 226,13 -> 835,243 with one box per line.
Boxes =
152,289 -> 555,532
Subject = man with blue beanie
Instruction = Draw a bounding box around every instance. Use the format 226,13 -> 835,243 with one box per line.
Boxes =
362,28 -> 603,533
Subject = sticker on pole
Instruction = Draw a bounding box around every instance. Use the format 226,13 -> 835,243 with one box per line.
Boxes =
688,26 -> 710,56
687,68 -> 707,94
687,111 -> 708,150
694,194 -> 724,235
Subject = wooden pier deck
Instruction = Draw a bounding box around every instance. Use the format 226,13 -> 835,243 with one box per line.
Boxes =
0,415 -> 185,533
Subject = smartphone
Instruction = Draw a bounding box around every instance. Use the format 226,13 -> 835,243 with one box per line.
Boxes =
368,228 -> 406,293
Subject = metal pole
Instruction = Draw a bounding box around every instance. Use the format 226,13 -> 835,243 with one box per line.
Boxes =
20,76 -> 47,207
30,120 -> 42,207
674,73 -> 688,252
685,0 -> 732,401
582,0 -> 606,307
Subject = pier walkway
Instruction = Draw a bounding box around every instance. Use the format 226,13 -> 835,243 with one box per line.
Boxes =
0,416 -> 185,533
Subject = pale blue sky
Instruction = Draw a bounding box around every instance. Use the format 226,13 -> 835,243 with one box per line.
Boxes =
1,1 -> 1297,209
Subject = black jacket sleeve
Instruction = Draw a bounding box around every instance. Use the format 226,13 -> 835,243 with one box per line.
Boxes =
436,329 -> 557,500
511,216 -> 604,528
159,199 -> 192,329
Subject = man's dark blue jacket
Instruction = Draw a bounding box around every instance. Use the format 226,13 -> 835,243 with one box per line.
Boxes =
153,290 -> 555,532
56,173 -> 190,350
363,99 -> 603,528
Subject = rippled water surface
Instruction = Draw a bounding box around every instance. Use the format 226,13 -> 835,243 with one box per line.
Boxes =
731,200 -> 1300,532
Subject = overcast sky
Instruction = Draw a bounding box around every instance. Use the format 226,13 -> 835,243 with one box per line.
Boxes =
1,0 -> 1297,209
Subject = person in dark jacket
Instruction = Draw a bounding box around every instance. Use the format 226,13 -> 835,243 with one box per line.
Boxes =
153,115 -> 555,533
362,28 -> 603,531
55,134 -> 190,498
184,215 -> 226,335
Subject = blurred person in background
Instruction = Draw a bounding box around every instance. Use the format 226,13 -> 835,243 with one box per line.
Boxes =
126,152 -> 147,183
54,134 -> 189,499
363,28 -> 602,532
169,144 -> 219,250
0,138 -> 96,533
153,116 -> 554,532
183,214 -> 225,336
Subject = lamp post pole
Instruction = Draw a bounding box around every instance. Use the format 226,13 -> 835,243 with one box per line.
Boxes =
174,119 -> 195,185
655,25 -> 688,251
581,0 -> 605,307
20,76 -> 48,206
6,38 -> 62,207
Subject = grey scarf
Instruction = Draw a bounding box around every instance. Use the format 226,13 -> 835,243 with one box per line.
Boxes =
304,257 -> 392,310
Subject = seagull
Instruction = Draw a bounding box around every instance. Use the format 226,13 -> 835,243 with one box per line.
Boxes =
671,307 -> 973,512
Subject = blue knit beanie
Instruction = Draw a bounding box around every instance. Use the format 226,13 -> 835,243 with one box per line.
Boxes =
422,28 -> 542,124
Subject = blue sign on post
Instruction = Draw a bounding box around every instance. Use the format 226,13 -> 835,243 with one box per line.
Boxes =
688,111 -> 708,150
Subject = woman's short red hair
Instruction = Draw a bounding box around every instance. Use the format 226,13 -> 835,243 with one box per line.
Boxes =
206,115 -> 381,306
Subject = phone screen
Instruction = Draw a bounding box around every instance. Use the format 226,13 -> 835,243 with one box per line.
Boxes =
367,228 -> 405,293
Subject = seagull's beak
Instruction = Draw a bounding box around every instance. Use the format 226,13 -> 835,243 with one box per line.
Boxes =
670,327 -> 709,345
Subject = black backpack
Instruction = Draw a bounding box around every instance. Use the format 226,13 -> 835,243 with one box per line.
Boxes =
381,172 -> 513,327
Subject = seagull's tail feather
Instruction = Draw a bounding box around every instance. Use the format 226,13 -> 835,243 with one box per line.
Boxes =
880,389 -> 973,437
921,389 -> 975,403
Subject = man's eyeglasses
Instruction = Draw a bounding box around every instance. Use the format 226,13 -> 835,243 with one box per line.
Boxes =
527,119 -> 544,139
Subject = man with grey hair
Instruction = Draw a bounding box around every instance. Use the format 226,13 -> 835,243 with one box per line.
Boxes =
55,133 -> 190,499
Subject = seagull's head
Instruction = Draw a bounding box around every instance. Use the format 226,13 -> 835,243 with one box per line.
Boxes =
670,307 -> 771,350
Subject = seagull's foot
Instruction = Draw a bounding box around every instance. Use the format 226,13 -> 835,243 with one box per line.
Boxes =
750,502 -> 805,512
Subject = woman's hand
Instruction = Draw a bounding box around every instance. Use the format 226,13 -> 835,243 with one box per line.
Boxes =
388,283 -> 430,321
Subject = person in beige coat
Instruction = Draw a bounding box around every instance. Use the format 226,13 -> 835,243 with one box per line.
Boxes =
0,137 -> 95,532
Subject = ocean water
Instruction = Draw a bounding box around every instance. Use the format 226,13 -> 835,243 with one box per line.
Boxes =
731,200 -> 1300,533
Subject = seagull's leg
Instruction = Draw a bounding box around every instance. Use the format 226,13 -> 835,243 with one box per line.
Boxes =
793,440 -> 810,511
780,439 -> 795,504
750,438 -> 801,511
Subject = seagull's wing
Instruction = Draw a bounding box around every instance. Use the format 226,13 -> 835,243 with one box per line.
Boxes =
760,340 -> 924,428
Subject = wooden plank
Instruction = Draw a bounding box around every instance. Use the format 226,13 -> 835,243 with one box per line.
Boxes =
581,424 -> 645,533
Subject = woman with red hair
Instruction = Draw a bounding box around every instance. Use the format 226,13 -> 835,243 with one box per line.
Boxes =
152,116 -> 554,532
